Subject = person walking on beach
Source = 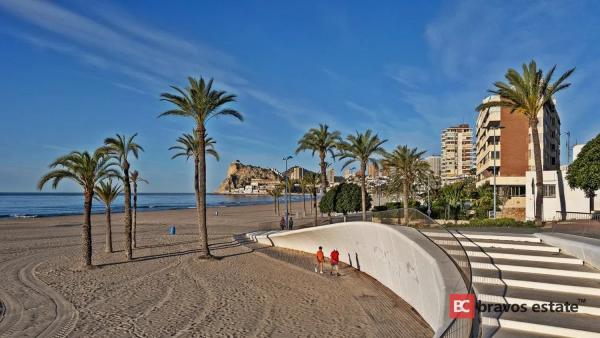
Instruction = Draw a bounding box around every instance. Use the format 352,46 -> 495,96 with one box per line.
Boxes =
289,217 -> 294,230
330,249 -> 340,276
315,246 -> 325,274
279,216 -> 285,230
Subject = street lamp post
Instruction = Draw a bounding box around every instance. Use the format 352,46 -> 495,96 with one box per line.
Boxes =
283,155 -> 293,229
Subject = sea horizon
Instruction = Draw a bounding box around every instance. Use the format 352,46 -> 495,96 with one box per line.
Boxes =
0,192 -> 304,219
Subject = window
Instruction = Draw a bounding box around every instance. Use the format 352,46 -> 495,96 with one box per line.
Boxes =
506,185 -> 525,197
551,157 -> 556,165
543,184 -> 556,198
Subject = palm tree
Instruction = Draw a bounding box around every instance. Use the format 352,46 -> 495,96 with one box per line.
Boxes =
382,145 -> 430,224
477,60 -> 574,225
303,173 -> 321,226
160,77 -> 241,259
38,149 -> 117,267
130,170 -> 148,248
103,134 -> 144,261
300,177 -> 308,216
338,130 -> 387,221
296,124 -> 341,193
268,185 -> 283,215
94,179 -> 122,253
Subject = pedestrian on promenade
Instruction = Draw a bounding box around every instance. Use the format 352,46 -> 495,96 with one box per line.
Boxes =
315,246 -> 324,274
330,249 -> 340,276
289,217 -> 294,230
279,216 -> 285,230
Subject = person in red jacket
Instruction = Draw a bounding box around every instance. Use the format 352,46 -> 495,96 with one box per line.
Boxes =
330,249 -> 340,276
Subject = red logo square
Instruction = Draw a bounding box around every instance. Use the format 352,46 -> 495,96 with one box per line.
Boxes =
449,294 -> 475,319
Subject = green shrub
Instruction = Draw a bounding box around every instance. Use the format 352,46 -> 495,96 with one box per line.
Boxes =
319,183 -> 369,215
463,218 -> 536,228
372,205 -> 388,212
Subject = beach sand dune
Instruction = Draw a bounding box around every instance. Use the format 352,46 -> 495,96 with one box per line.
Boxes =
0,203 -> 432,337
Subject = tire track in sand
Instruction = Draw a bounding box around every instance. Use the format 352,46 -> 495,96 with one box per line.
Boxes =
0,253 -> 78,338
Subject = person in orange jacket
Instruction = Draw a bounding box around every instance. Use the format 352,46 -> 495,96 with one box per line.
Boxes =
315,246 -> 324,274
330,249 -> 340,276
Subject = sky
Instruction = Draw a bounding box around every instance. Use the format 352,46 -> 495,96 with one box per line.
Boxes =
1,0 -> 599,193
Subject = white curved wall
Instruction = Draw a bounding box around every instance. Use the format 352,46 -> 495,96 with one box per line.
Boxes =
248,222 -> 467,336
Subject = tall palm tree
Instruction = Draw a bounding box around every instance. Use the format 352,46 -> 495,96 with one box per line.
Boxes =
477,60 -> 574,225
103,133 -> 144,261
94,179 -> 122,253
382,145 -> 430,224
130,170 -> 148,248
268,185 -> 283,215
161,77 -> 241,259
303,173 -> 321,226
300,177 -> 308,216
338,130 -> 387,221
296,124 -> 341,193
38,149 -> 117,267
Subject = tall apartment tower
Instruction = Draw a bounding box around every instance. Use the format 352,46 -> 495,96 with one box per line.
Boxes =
425,155 -> 441,178
475,95 -> 560,219
441,124 -> 473,185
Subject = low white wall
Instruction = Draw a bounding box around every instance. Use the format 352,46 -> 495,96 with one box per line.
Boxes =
535,233 -> 600,270
249,222 -> 467,336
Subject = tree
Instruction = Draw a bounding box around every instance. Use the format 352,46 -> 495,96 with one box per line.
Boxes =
303,173 -> 321,226
296,124 -> 341,193
441,179 -> 470,224
161,77 -> 242,259
130,170 -> 148,248
477,60 -> 574,225
103,133 -> 144,261
38,149 -> 117,267
267,185 -> 283,215
300,176 -> 308,216
382,145 -> 430,224
567,133 -> 600,212
338,129 -> 387,221
94,179 -> 122,253
319,183 -> 369,217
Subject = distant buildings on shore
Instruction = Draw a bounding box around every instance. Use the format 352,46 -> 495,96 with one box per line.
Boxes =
425,155 -> 441,178
441,124 -> 474,185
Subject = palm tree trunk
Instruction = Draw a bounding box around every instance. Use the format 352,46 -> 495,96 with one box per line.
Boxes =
197,127 -> 211,258
302,188 -> 306,216
403,180 -> 410,225
360,163 -> 367,221
132,181 -> 137,248
123,163 -> 133,260
83,190 -> 93,267
273,196 -> 277,215
313,191 -> 318,226
105,205 -> 113,253
320,151 -> 327,192
530,119 -> 544,225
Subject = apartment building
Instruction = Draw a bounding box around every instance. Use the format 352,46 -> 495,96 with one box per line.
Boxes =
441,124 -> 474,185
425,155 -> 441,178
475,95 -> 561,219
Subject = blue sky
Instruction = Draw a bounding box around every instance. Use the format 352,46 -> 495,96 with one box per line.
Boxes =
1,0 -> 599,193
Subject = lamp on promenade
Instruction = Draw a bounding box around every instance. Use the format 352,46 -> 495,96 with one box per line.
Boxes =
483,124 -> 504,218
283,155 -> 293,229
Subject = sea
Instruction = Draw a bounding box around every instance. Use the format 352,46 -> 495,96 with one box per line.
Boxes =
0,193 -> 303,219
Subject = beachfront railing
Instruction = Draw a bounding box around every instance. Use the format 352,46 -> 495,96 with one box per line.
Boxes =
371,208 -> 480,338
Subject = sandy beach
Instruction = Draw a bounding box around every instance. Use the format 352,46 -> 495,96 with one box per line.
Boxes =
0,202 -> 431,337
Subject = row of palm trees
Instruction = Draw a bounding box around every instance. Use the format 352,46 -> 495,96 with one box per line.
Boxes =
38,59 -> 573,268
38,134 -> 144,267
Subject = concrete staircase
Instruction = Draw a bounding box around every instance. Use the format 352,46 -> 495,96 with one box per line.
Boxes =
421,230 -> 600,338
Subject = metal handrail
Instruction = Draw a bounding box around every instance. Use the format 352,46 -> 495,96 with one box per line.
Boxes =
372,208 -> 480,338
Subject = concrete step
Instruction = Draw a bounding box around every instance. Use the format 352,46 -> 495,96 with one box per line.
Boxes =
475,283 -> 600,308
473,275 -> 600,296
465,256 -> 595,271
446,249 -> 583,265
467,261 -> 600,280
473,269 -> 600,289
422,231 -> 541,243
431,238 -> 559,253
481,310 -> 600,337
